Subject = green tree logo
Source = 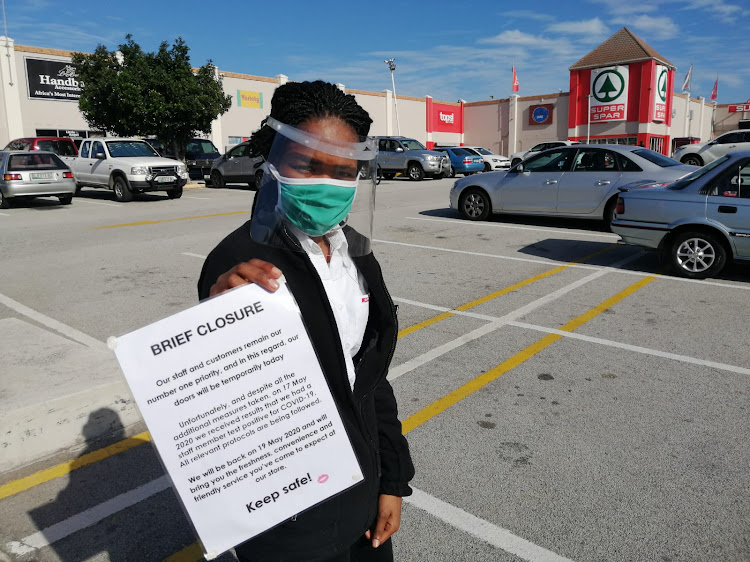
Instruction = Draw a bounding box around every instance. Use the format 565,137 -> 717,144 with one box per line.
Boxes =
657,69 -> 667,102
592,69 -> 625,102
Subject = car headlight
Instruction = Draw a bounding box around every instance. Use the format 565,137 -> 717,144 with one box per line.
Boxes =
177,164 -> 187,174
425,155 -> 438,161
130,166 -> 149,175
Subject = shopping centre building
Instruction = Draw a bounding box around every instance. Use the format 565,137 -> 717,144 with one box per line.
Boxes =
0,28 -> 746,157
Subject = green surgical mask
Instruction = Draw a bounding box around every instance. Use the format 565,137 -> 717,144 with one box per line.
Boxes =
272,168 -> 357,236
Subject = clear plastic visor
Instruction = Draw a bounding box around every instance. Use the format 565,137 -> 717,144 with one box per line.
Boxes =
251,117 -> 378,257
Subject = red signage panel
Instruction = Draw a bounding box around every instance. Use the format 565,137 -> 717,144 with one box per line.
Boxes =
431,102 -> 462,133
728,104 -> 750,113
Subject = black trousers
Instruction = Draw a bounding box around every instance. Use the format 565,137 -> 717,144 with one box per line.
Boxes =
235,536 -> 392,562
322,536 -> 393,562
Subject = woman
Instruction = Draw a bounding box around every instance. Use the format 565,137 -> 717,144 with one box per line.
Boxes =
198,80 -> 414,562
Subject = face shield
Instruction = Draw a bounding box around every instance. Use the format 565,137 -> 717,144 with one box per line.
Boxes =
250,117 -> 377,257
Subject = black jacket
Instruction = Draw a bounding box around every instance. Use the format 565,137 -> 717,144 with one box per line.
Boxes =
197,221 -> 415,561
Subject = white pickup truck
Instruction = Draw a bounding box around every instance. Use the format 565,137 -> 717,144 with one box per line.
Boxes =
72,138 -> 189,202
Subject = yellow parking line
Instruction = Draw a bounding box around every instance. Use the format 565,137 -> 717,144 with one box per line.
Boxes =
163,542 -> 204,562
93,211 -> 248,229
402,275 -> 656,434
0,432 -> 151,501
397,244 -> 617,339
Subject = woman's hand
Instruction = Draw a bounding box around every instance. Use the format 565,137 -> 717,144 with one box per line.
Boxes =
209,259 -> 283,297
365,494 -> 402,548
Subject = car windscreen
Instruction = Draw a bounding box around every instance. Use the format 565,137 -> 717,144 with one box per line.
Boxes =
36,140 -> 77,156
186,140 -> 220,156
631,149 -> 681,167
106,141 -> 159,157
667,155 -> 731,190
452,148 -> 472,156
475,148 -> 492,155
8,153 -> 66,171
401,139 -> 426,150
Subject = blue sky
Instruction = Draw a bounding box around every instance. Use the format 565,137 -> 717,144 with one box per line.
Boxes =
6,0 -> 749,104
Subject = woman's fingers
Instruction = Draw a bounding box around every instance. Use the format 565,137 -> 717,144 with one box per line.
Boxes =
209,260 -> 282,297
368,495 -> 402,548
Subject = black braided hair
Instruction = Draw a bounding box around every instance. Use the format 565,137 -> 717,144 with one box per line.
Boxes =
249,80 -> 372,159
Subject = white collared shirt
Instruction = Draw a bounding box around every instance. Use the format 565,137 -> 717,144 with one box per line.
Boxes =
289,225 -> 369,391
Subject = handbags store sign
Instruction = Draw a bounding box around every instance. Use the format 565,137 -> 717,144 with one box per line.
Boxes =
26,58 -> 83,102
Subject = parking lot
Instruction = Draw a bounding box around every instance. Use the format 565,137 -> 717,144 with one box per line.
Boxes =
1,177 -> 749,562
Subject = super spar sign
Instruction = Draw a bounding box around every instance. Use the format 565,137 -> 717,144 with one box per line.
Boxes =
653,65 -> 668,122
590,65 -> 629,123
729,104 -> 750,112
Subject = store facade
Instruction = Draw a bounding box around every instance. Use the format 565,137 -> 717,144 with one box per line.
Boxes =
0,30 -> 745,158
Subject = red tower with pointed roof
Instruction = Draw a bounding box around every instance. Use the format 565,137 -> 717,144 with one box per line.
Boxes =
567,28 -> 676,154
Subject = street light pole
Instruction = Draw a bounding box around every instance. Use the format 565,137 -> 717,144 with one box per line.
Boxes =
384,58 -> 401,136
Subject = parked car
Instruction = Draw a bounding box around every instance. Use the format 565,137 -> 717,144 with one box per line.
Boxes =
375,137 -> 450,180
611,151 -> 750,279
0,151 -> 76,208
432,147 -> 484,177
71,138 -> 188,202
450,144 -> 696,225
672,130 -> 750,167
150,137 -> 221,181
4,137 -> 78,165
462,146 -> 511,171
209,141 -> 265,189
509,140 -> 579,167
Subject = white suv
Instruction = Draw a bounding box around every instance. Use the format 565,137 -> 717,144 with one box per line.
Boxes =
673,130 -> 750,167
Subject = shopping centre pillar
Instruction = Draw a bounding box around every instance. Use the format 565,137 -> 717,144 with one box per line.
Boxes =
508,95 -> 519,155
0,37 -> 23,145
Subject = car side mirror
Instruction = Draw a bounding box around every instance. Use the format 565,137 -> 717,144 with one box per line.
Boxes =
514,163 -> 524,173
395,147 -> 404,153
95,152 -> 105,160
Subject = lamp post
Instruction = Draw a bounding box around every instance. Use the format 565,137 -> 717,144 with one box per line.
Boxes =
384,58 -> 401,136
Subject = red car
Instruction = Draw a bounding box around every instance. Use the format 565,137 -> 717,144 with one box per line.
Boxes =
4,137 -> 78,158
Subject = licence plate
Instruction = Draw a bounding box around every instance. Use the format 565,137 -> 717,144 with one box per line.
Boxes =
156,176 -> 176,183
204,174 -> 211,180
31,172 -> 54,180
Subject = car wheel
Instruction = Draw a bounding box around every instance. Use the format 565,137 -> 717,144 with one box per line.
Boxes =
210,170 -> 225,188
458,188 -> 491,221
58,194 -> 73,205
254,170 -> 264,190
670,231 -> 727,279
449,166 -> 456,178
681,154 -> 703,167
511,158 -> 522,167
113,177 -> 133,202
167,186 -> 183,199
407,163 -> 424,181
0,191 -> 9,209
75,183 -> 83,194
484,162 -> 491,172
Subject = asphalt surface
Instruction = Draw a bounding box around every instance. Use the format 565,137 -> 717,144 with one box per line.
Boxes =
0,177 -> 749,562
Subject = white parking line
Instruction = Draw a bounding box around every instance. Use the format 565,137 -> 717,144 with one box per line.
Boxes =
406,487 -> 575,562
407,215 -> 619,239
0,292 -> 106,350
73,199 -> 120,207
5,476 -> 170,555
0,212 -> 9,216
184,196 -> 210,200
182,252 -> 207,260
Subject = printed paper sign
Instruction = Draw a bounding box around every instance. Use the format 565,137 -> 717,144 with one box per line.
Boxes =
112,282 -> 362,558
237,90 -> 263,109
590,65 -> 629,122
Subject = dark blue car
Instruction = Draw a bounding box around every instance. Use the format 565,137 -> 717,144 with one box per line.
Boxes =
432,147 -> 484,177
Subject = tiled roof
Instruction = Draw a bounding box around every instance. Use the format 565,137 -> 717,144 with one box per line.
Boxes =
569,27 -> 675,70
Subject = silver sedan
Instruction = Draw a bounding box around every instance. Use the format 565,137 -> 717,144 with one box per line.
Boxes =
450,144 -> 696,226
0,150 -> 76,209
